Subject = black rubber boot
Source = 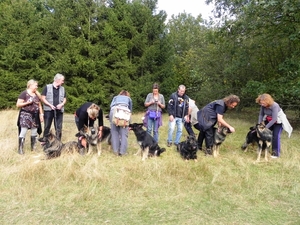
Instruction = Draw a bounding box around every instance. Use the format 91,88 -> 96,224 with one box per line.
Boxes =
31,136 -> 37,151
18,137 -> 25,155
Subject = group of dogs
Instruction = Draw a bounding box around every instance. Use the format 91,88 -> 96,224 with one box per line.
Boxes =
38,121 -> 273,163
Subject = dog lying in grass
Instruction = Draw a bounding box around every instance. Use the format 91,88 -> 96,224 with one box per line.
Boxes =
76,125 -> 111,156
39,130 -> 80,159
177,134 -> 198,161
128,123 -> 166,161
212,126 -> 231,158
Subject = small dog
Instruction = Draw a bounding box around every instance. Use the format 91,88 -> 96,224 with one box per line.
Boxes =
39,130 -> 80,159
77,125 -> 111,156
241,126 -> 260,152
177,134 -> 198,161
212,126 -> 231,158
128,123 -> 166,161
255,122 -> 272,162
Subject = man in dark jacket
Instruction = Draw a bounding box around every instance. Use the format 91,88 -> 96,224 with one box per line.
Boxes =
167,85 -> 189,147
197,94 -> 240,155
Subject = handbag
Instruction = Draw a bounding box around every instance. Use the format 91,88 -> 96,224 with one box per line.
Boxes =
112,105 -> 131,127
149,111 -> 157,119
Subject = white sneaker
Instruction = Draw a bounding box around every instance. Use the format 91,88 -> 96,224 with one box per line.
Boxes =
271,155 -> 278,159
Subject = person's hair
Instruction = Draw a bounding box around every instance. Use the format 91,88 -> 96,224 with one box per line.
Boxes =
223,94 -> 240,105
178,84 -> 186,90
87,103 -> 100,118
152,83 -> 159,90
27,79 -> 37,89
255,93 -> 274,107
54,73 -> 64,81
119,90 -> 130,97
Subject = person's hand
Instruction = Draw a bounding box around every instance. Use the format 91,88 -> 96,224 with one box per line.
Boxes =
27,97 -> 33,105
97,130 -> 102,139
228,126 -> 235,133
169,115 -> 174,122
56,103 -> 64,110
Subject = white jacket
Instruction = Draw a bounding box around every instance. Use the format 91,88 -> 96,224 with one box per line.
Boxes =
277,109 -> 293,138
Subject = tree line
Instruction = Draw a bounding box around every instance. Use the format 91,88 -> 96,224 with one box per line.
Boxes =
0,0 -> 299,115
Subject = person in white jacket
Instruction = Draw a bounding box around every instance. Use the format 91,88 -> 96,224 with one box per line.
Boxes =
256,93 -> 293,158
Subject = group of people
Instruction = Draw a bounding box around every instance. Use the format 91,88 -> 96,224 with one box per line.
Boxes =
16,74 -> 66,154
16,76 -> 292,158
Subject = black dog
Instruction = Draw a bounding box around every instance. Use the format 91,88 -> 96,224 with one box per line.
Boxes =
39,130 -> 80,159
212,126 -> 231,157
255,122 -> 272,162
76,125 -> 111,156
177,134 -> 198,161
128,123 -> 166,161
241,126 -> 260,152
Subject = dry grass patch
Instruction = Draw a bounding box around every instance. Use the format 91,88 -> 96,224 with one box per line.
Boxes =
0,109 -> 299,224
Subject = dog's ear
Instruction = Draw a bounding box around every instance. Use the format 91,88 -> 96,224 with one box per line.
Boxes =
138,123 -> 144,128
249,126 -> 256,130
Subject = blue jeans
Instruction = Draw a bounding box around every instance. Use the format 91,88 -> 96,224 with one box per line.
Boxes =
167,117 -> 183,145
147,118 -> 159,143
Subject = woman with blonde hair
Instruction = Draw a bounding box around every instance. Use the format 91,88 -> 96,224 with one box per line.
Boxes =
75,102 -> 104,154
256,93 -> 293,158
16,79 -> 44,154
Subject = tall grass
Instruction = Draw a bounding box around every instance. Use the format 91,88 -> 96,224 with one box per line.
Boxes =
0,109 -> 299,224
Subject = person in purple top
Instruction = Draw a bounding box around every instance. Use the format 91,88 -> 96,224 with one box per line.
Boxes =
256,93 -> 283,158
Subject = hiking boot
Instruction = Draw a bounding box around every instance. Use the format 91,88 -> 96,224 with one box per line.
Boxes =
205,148 -> 212,156
167,142 -> 172,147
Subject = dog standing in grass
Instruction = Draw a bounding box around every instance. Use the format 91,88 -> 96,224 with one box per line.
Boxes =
212,126 -> 231,158
241,123 -> 272,162
255,122 -> 272,162
177,134 -> 198,161
241,126 -> 260,152
77,125 -> 111,156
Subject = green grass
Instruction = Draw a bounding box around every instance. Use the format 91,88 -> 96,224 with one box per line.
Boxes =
0,109 -> 299,224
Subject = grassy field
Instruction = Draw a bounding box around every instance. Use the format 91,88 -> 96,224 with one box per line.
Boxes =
0,109 -> 299,225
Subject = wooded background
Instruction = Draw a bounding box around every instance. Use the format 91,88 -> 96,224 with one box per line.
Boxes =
1,0 -> 299,115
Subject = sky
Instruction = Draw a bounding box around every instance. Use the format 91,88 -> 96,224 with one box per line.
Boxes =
156,0 -> 214,21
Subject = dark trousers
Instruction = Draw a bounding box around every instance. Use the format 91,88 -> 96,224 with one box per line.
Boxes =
199,126 -> 214,149
43,110 -> 63,140
184,121 -> 195,136
268,123 -> 283,156
193,123 -> 203,149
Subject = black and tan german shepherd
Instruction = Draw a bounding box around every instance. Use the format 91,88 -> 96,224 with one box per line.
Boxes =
39,130 -> 80,159
128,123 -> 166,161
177,134 -> 198,161
212,126 -> 231,158
255,122 -> 272,162
241,126 -> 259,152
77,125 -> 111,156
241,123 -> 272,162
